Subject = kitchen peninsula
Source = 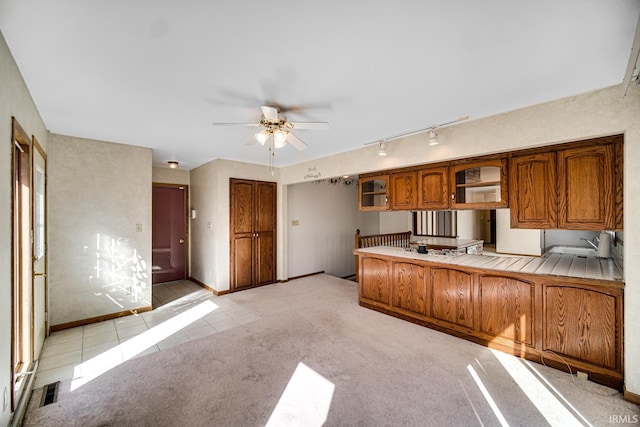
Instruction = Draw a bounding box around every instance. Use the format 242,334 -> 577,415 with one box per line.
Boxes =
354,246 -> 624,389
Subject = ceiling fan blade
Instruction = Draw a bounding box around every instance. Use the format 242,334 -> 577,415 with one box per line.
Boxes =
286,133 -> 308,151
212,122 -> 260,127
288,122 -> 330,130
261,106 -> 279,122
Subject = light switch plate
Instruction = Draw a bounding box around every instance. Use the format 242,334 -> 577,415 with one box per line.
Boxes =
136,224 -> 142,232
3,386 -> 8,411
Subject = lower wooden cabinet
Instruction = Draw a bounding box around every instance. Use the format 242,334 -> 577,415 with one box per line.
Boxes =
543,284 -> 620,371
360,256 -> 390,305
358,253 -> 624,389
479,275 -> 535,346
430,268 -> 473,329
392,262 -> 426,316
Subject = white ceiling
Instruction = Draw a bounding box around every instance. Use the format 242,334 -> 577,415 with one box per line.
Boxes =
1,1 -> 639,170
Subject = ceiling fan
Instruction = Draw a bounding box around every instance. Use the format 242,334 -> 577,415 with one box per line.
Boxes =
212,105 -> 330,151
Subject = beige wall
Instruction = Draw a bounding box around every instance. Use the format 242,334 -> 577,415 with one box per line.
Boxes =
48,134 -> 152,326
280,84 -> 640,396
190,159 -> 279,291
0,30 -> 49,425
152,166 -> 189,186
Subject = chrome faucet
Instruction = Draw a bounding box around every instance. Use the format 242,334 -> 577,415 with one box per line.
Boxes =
580,237 -> 599,250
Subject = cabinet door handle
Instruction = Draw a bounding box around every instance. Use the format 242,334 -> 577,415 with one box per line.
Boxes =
451,192 -> 455,200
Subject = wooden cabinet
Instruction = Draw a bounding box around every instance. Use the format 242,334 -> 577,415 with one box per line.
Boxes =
230,179 -> 276,291
430,268 -> 474,330
558,144 -> 614,230
359,174 -> 389,211
509,152 -> 557,229
510,136 -> 622,230
479,275 -> 535,346
357,251 -> 624,389
392,262 -> 426,316
360,256 -> 390,306
543,284 -> 621,371
390,171 -> 417,210
450,158 -> 508,209
417,166 -> 449,210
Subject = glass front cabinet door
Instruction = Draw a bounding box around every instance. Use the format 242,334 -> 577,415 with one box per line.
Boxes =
359,174 -> 390,211
450,158 -> 508,209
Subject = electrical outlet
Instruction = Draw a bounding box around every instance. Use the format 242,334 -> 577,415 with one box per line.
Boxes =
577,371 -> 589,380
207,221 -> 212,230
136,223 -> 142,232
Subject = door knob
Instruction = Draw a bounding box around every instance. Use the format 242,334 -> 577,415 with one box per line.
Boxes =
179,238 -> 185,244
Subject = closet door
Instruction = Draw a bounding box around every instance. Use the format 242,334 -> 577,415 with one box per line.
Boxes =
230,180 -> 255,290
255,181 -> 276,286
230,179 -> 277,291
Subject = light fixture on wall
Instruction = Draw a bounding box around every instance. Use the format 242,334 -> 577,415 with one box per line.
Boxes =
378,142 -> 387,156
428,129 -> 439,146
168,161 -> 179,169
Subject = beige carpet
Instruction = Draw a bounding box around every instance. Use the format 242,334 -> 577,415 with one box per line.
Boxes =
23,274 -> 638,426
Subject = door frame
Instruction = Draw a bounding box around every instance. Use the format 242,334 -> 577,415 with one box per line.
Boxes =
151,183 -> 190,282
11,117 -> 34,411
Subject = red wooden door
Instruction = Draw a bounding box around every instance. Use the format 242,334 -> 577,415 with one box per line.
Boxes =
152,185 -> 187,283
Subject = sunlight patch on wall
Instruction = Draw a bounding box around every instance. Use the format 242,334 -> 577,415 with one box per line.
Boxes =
266,362 -> 335,427
70,299 -> 218,391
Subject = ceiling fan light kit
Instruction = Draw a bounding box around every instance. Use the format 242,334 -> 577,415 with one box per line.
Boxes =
212,105 -> 330,164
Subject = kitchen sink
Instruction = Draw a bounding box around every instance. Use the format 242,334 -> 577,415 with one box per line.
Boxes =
545,245 -> 597,257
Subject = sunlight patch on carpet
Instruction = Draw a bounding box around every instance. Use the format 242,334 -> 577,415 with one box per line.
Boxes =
467,365 -> 509,427
70,300 -> 218,391
266,362 -> 335,427
490,349 -> 588,427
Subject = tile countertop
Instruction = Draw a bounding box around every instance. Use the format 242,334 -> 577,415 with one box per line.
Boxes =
355,246 -> 624,283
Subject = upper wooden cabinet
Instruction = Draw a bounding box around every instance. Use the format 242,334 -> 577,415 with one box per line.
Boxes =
450,158 -> 508,209
390,171 -> 417,210
558,144 -> 615,230
510,136 -> 622,230
417,166 -> 449,210
359,174 -> 389,211
509,152 -> 557,229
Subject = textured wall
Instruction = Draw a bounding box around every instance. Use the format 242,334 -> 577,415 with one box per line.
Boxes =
0,30 -> 49,425
48,134 -> 152,326
152,166 -> 189,185
190,159 -> 277,291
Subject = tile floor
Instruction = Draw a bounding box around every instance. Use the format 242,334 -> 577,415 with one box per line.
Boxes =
33,280 -> 261,388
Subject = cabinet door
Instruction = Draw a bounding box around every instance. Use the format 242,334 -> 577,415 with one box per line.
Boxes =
479,275 -> 534,346
392,262 -> 426,316
390,172 -> 417,210
450,158 -> 508,209
417,166 -> 449,210
359,174 -> 389,211
430,268 -> 474,329
255,181 -> 277,286
509,152 -> 557,229
360,257 -> 391,306
544,285 -> 620,371
558,145 -> 614,229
